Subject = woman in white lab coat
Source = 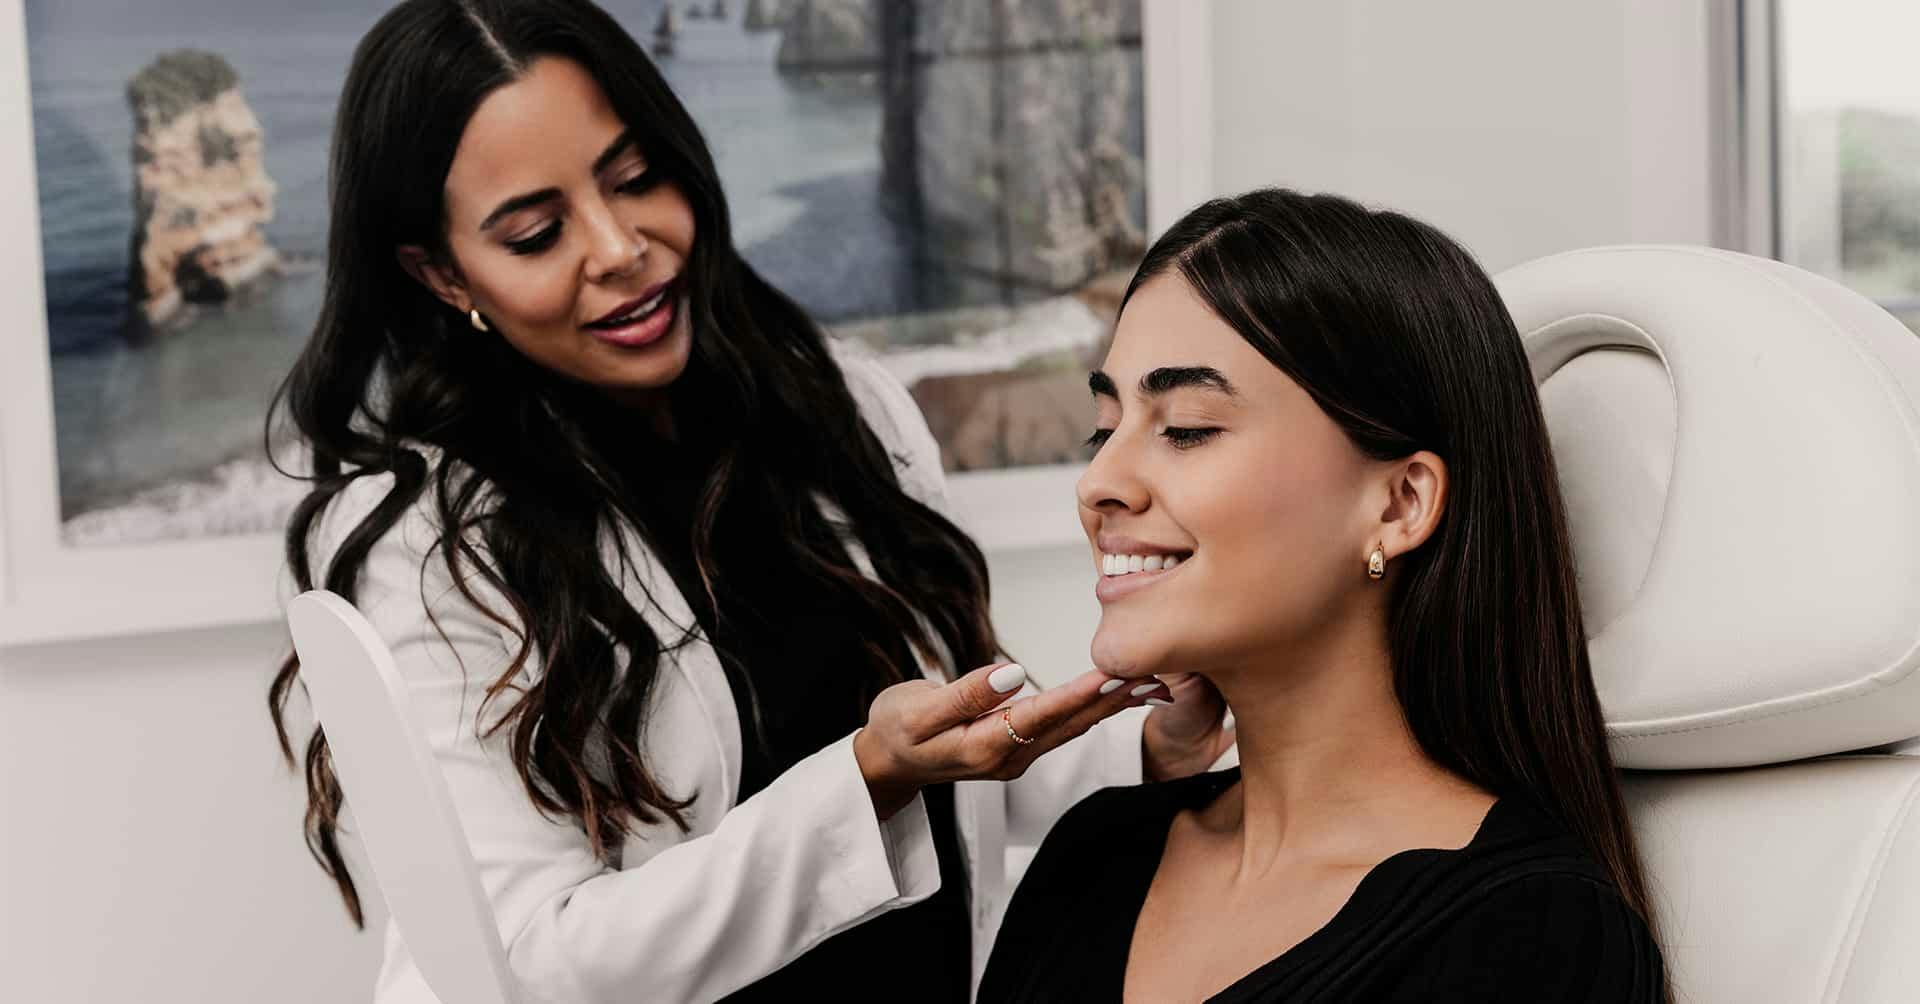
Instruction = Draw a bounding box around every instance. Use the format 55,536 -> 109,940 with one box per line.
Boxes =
266,2 -> 1232,1001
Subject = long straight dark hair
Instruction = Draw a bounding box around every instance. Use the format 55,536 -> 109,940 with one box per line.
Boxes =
267,0 -> 997,926
1129,189 -> 1665,968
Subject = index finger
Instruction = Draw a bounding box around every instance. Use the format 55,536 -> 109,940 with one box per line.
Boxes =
916,661 -> 1029,737
988,668 -> 1154,740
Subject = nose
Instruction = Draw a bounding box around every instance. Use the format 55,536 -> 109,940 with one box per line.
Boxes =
1077,424 -> 1151,517
583,198 -> 648,284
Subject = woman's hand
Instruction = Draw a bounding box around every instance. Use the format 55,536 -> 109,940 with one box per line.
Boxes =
853,662 -> 1172,819
1141,672 -> 1235,782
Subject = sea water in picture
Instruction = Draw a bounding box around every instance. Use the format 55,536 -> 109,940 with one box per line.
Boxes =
25,0 -> 1146,548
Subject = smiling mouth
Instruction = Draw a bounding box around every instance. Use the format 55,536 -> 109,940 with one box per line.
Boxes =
585,279 -> 677,330
1098,549 -> 1194,577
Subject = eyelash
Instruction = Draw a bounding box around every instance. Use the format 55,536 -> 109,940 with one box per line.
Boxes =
1082,427 -> 1220,451
503,169 -> 661,257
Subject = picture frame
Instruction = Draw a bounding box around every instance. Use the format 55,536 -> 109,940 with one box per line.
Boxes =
0,0 -> 1214,647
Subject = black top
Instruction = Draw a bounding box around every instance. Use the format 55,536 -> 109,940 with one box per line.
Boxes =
625,430 -> 972,1002
981,768 -> 1665,1003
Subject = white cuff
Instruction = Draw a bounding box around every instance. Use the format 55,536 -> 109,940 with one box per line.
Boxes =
818,731 -> 941,917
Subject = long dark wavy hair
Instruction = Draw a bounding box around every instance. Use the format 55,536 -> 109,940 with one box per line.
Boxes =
267,0 -> 997,926
1129,189 -> 1666,984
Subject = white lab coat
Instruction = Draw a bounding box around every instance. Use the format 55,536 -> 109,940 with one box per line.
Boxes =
310,343 -> 1146,1003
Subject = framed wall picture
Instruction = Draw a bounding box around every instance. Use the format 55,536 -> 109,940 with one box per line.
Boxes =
0,0 -> 1213,647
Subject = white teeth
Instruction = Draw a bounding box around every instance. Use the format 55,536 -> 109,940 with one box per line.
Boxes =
602,291 -> 667,327
1099,551 -> 1190,576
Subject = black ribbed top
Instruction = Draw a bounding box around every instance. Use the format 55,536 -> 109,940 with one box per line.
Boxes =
623,427 -> 973,1002
980,767 -> 1665,1002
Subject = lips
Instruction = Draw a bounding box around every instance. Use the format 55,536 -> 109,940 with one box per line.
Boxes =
1092,532 -> 1194,603
585,277 -> 679,329
1093,555 -> 1186,603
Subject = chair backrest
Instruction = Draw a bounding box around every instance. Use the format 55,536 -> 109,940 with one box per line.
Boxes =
1498,246 -> 1920,1003
287,590 -> 520,1004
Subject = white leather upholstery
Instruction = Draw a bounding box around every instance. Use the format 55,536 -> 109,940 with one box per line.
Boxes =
1497,246 -> 1920,1003
1503,246 -> 1920,770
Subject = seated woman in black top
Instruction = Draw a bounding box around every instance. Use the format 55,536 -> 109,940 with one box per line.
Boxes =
981,190 -> 1669,1003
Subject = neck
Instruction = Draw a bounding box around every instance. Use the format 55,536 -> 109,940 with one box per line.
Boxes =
1202,612 -> 1479,874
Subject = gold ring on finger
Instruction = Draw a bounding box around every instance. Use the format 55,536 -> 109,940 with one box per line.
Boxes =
1002,707 -> 1036,746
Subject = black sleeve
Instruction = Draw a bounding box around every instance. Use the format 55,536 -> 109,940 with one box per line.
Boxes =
1381,872 -> 1668,1003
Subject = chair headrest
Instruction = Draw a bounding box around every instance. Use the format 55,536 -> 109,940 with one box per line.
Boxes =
1496,246 -> 1920,770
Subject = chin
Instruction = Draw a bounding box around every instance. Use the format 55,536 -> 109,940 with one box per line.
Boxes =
1089,625 -> 1169,679
600,320 -> 694,390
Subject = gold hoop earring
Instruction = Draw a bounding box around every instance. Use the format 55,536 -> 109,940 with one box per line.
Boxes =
1367,544 -> 1386,581
468,308 -> 489,332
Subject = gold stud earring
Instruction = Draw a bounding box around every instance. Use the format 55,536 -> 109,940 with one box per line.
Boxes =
468,308 -> 489,332
1367,544 -> 1386,581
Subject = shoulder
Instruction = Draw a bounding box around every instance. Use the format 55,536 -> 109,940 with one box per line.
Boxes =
1434,801 -> 1656,948
826,338 -> 947,509
1029,771 -> 1233,878
1398,868 -> 1665,1000
306,448 -> 505,614
1047,781 -> 1162,841
1452,868 -> 1654,935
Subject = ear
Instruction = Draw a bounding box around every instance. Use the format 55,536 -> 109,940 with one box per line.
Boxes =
1375,450 -> 1448,561
396,245 -> 469,313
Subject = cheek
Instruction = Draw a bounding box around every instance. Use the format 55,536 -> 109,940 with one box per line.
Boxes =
471,254 -> 582,334
1090,439 -> 1361,673
621,183 -> 698,267
652,189 -> 697,260
1203,456 -> 1355,626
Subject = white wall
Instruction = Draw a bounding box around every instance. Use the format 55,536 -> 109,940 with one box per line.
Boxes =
1207,0 -> 1714,272
0,2 -> 1715,1001
0,623 -> 387,1002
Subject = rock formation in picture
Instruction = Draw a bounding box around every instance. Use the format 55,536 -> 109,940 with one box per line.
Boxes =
654,5 -> 681,55
869,1 -> 1148,470
744,0 -> 789,32
126,50 -> 279,335
776,0 -> 879,72
884,0 -> 1145,295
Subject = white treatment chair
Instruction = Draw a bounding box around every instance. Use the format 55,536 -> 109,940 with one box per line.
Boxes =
1497,246 -> 1920,1003
287,590 -> 524,1004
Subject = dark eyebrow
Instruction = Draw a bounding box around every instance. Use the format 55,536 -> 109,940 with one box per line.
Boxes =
478,131 -> 640,232
1142,366 -> 1237,397
479,188 -> 561,232
1089,366 -> 1238,399
592,128 -> 639,175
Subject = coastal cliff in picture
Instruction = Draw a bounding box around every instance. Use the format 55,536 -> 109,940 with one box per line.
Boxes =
126,51 -> 282,338
22,0 -> 1146,548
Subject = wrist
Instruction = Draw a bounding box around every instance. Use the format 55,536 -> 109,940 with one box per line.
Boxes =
854,728 -> 918,820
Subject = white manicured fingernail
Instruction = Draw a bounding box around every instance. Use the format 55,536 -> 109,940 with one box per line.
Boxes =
1146,697 -> 1174,707
1099,678 -> 1125,695
1131,683 -> 1159,697
989,664 -> 1028,693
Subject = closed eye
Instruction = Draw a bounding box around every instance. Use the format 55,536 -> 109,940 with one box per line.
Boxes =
1163,426 -> 1220,448
505,223 -> 561,256
503,170 -> 659,256
1083,426 -> 1221,453
616,168 -> 661,196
